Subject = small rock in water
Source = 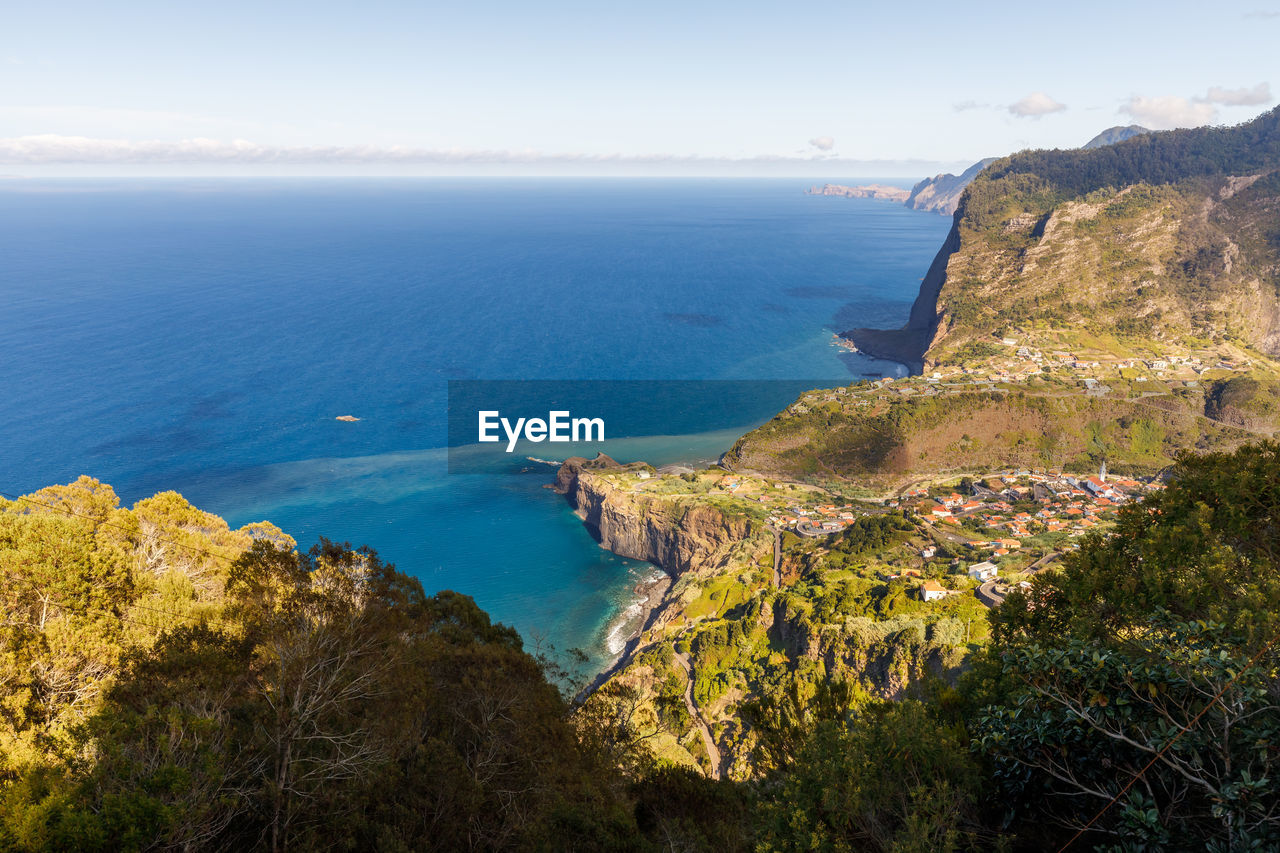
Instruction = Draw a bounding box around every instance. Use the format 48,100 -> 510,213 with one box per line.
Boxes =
335,415 -> 360,422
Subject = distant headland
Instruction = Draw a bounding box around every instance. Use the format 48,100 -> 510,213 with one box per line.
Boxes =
805,183 -> 910,202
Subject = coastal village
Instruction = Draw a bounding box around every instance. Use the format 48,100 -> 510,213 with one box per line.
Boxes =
584,322 -> 1216,615
552,315 -> 1280,780
768,466 -> 1162,606
600,454 -> 1163,612
836,330 -> 1266,394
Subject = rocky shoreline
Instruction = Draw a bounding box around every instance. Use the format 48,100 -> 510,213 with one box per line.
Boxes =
580,571 -> 672,699
554,453 -> 768,698
840,212 -> 963,374
839,326 -> 929,373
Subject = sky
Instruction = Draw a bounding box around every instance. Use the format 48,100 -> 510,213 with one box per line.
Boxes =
1,0 -> 1277,177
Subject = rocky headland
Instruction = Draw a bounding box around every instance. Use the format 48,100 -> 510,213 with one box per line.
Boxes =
843,107 -> 1280,372
805,183 -> 911,202
565,107 -> 1280,780
554,453 -> 763,578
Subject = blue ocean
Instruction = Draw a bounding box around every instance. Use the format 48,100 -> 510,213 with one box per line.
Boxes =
0,179 -> 949,671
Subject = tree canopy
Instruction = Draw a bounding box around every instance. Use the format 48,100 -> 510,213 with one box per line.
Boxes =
5,444 -> 1280,850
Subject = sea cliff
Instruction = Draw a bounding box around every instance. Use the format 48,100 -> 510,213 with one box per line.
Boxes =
555,454 -> 761,578
903,157 -> 996,215
555,457 -> 985,778
844,106 -> 1280,372
841,214 -> 961,370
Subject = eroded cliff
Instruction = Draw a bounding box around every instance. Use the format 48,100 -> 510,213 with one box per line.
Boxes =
845,106 -> 1280,371
555,454 -> 760,577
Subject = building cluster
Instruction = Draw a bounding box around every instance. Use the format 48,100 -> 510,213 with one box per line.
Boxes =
893,469 -> 1159,544
915,337 -> 1249,390
768,502 -> 860,534
892,469 -> 1163,604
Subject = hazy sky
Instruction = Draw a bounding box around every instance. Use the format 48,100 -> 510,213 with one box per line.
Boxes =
1,0 -> 1277,176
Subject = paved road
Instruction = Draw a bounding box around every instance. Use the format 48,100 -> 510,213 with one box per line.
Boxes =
769,526 -> 781,588
1027,551 -> 1060,572
976,580 -> 1005,608
672,649 -> 724,780
975,551 -> 1059,608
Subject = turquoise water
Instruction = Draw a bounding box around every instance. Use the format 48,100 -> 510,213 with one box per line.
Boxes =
0,178 -> 949,670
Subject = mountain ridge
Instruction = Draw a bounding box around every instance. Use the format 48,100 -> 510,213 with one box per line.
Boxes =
1082,123 -> 1151,149
844,105 -> 1280,370
904,157 -> 998,215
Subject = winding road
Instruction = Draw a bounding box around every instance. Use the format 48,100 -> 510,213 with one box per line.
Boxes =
671,648 -> 724,780
976,580 -> 1005,608
1027,551 -> 1060,572
769,525 -> 782,588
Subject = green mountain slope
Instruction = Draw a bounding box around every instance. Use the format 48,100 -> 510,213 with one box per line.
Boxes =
847,106 -> 1280,370
1082,123 -> 1150,149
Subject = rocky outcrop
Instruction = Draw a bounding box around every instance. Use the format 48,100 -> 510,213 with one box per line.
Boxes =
553,452 -> 622,497
1082,124 -> 1151,149
840,214 -> 962,370
806,183 -> 911,202
554,455 -> 759,577
1204,377 -> 1280,435
904,158 -> 996,215
843,107 -> 1280,370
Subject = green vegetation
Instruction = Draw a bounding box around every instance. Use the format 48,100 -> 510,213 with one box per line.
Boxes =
757,700 -> 986,851
748,443 -> 1280,850
894,106 -> 1280,369
969,442 -> 1280,848
1206,375 -> 1280,431
6,442 -> 1280,849
0,480 -> 641,851
587,503 -> 987,779
976,106 -> 1280,206
951,340 -> 1001,365
727,384 -> 1251,487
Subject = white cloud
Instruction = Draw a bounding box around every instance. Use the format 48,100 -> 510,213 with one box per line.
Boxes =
1118,84 -> 1272,130
1202,82 -> 1272,106
952,100 -> 989,112
1119,95 -> 1217,130
1008,92 -> 1066,118
1243,8 -> 1280,17
807,136 -> 834,151
0,134 -> 968,175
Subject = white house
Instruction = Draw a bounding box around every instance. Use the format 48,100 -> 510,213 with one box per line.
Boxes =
920,580 -> 950,602
968,561 -> 999,582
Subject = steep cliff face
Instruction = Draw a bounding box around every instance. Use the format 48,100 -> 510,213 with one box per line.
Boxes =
555,455 -> 759,577
924,171 -> 1280,367
903,157 -> 997,215
846,106 -> 1280,370
842,216 -> 961,367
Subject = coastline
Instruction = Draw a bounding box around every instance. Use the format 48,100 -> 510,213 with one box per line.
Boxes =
603,569 -> 671,657
580,570 -> 672,699
836,209 -> 961,377
840,326 -> 928,374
